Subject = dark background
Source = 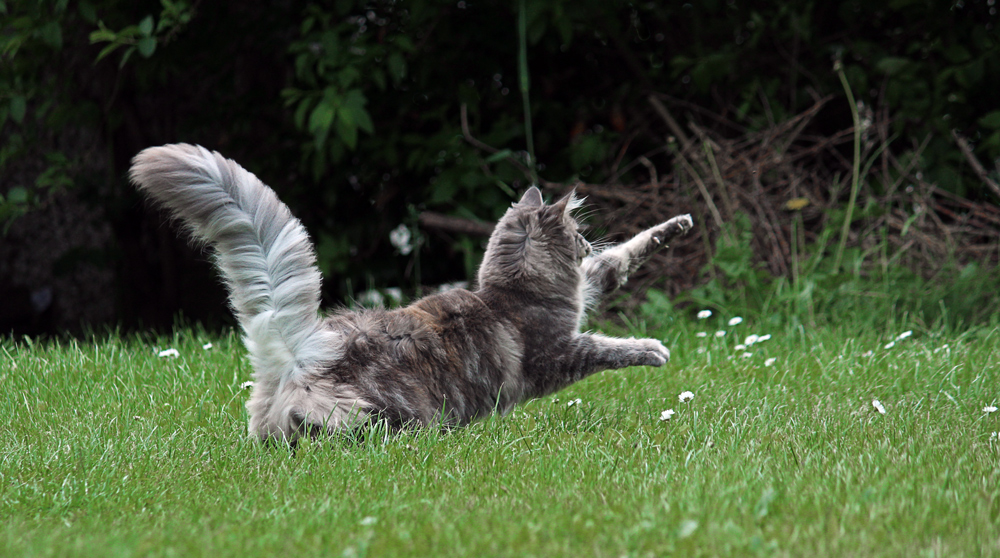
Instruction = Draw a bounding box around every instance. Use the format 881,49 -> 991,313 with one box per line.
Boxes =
2,0 -> 999,336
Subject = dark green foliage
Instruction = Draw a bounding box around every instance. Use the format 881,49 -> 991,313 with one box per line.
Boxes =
1,0 -> 998,333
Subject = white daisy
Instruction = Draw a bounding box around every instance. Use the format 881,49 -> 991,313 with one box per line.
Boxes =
741,352 -> 752,359
240,381 -> 254,390
202,342 -> 213,350
567,398 -> 582,407
756,334 -> 771,342
734,344 -> 746,351
697,310 -> 712,320
884,341 -> 895,350
157,348 -> 179,358
715,330 -> 726,338
678,391 -> 695,403
872,399 -> 886,415
764,357 -> 777,367
659,409 -> 675,421
984,405 -> 998,414
744,334 -> 759,346
728,317 -> 743,326
896,330 -> 913,341
695,332 -> 708,338
389,224 -> 413,255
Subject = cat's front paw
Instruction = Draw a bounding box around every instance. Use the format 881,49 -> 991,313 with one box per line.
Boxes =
650,214 -> 694,245
630,338 -> 671,367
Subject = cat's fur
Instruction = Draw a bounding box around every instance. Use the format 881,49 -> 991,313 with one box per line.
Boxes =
130,144 -> 693,442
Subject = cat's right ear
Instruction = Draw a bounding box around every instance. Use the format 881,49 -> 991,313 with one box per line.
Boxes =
516,186 -> 543,207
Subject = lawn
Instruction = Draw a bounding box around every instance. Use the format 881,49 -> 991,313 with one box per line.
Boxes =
2,315 -> 998,557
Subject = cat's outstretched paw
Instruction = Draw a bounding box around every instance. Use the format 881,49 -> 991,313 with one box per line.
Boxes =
630,338 -> 671,367
650,214 -> 694,245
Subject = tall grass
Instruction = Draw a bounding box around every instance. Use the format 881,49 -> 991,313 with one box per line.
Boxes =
2,310 -> 998,556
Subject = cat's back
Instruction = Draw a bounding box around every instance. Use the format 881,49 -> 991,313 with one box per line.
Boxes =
327,288 -> 507,364
325,288 -> 524,425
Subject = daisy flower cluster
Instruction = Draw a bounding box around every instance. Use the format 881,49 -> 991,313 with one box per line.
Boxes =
155,342 -> 214,359
693,310 -> 776,366
659,390 -> 695,422
883,330 -> 913,350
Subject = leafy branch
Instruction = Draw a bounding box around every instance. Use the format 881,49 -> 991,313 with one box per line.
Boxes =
89,0 -> 197,68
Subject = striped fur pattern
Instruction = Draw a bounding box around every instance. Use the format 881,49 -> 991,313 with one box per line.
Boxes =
130,144 -> 693,442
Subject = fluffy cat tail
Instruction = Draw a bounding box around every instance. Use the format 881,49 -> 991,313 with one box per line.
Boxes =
129,144 -> 341,399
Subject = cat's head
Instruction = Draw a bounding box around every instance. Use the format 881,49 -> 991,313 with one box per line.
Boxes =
477,186 -> 591,291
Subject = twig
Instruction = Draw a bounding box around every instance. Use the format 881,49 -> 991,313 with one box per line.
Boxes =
677,156 -> 724,230
647,95 -> 691,150
418,212 -> 495,236
637,156 -> 658,186
952,129 -> 1000,200
517,0 -> 538,184
459,103 -> 533,178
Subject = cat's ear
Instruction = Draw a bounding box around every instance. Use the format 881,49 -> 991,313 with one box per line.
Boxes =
517,186 -> 543,207
551,191 -> 576,215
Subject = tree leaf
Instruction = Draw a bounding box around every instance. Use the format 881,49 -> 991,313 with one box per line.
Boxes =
388,52 -> 406,83
39,21 -> 62,49
485,149 -> 514,163
977,111 -> 1000,130
7,186 -> 28,204
79,1 -> 97,23
94,42 -> 122,62
875,56 -> 909,76
118,46 -> 136,69
334,115 -> 358,150
137,36 -> 156,58
341,90 -> 373,134
308,100 -> 336,149
9,95 -> 26,123
138,15 -> 154,36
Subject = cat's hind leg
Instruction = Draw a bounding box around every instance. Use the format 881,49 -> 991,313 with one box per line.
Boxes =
582,214 -> 693,303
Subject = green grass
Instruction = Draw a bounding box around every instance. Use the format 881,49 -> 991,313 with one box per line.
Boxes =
2,317 -> 999,557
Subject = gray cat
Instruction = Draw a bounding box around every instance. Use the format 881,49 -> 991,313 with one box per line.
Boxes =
130,144 -> 693,442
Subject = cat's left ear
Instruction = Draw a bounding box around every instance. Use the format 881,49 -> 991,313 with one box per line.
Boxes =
517,186 -> 543,207
551,191 -> 577,215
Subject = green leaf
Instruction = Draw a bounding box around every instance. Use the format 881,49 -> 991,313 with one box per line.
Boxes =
388,52 -> 406,83
486,149 -> 514,163
979,111 -> 1000,130
308,100 -> 336,149
137,36 -> 156,58
875,56 -> 909,76
138,15 -> 154,36
118,46 -> 136,69
341,90 -> 373,134
79,1 -> 97,23
9,95 -> 26,123
293,98 -> 312,130
334,115 -> 358,150
39,21 -> 62,49
89,25 -> 117,44
7,186 -> 28,204
94,42 -> 122,62
942,45 -> 971,64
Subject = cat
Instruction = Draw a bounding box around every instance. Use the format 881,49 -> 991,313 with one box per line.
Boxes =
130,144 -> 693,442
